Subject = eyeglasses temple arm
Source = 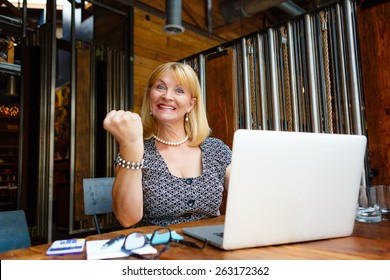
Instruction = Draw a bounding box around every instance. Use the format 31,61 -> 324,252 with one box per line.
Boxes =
152,243 -> 171,260
177,239 -> 208,249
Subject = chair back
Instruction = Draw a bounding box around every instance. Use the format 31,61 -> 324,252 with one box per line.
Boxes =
0,210 -> 31,252
83,177 -> 115,234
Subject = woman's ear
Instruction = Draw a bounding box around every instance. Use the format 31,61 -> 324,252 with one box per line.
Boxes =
189,98 -> 197,109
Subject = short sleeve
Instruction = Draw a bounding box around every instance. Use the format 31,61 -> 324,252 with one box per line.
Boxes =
201,138 -> 232,180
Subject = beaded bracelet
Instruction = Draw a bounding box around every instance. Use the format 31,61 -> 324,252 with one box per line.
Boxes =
115,154 -> 144,170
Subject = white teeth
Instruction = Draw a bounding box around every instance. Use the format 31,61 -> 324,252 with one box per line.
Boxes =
159,105 -> 175,110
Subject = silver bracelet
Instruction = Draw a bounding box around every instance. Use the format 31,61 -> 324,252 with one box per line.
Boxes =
115,154 -> 144,170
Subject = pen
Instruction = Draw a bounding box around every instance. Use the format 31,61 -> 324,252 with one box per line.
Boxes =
101,234 -> 126,249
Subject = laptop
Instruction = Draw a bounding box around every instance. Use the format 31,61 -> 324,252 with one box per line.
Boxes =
182,129 -> 367,250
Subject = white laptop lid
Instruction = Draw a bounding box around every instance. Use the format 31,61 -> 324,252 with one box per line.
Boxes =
218,129 -> 366,250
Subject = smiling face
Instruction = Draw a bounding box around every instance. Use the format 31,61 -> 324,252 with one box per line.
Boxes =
149,70 -> 196,126
141,62 -> 210,142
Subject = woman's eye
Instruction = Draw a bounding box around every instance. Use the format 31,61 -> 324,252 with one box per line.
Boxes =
156,85 -> 166,91
176,88 -> 185,94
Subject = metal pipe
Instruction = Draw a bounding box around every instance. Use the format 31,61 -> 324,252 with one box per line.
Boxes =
22,0 -> 27,38
268,28 -> 281,131
107,51 -> 115,175
106,48 -> 113,176
294,20 -> 305,132
287,21 -> 299,132
242,37 -> 251,129
124,0 -> 210,38
343,0 -> 369,205
219,0 -> 285,24
220,0 -> 306,25
37,27 -> 47,240
241,0 -> 286,17
199,53 -> 206,105
344,0 -> 363,136
90,44 -> 96,177
278,1 -> 306,17
335,4 -> 351,134
125,9 -> 133,110
164,0 -> 185,34
46,0 -> 57,243
0,62 -> 21,75
17,0 -> 27,210
256,33 -> 268,130
304,14 -> 320,133
69,0 -> 77,236
207,0 -> 212,35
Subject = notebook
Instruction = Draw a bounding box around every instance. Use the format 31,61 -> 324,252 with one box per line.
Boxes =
85,231 -> 183,260
182,129 -> 367,250
46,238 -> 86,256
86,239 -> 157,260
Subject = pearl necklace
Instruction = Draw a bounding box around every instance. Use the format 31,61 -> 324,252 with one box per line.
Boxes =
153,135 -> 189,146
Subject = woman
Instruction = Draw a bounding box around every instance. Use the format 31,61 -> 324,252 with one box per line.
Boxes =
103,62 -> 231,228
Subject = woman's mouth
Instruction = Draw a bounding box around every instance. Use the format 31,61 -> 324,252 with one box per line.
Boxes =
158,104 -> 176,110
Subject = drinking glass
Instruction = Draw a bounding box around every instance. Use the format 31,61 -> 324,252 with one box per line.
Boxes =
356,185 -> 382,223
375,185 -> 390,220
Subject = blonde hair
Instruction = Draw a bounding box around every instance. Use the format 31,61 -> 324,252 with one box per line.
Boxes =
141,62 -> 211,146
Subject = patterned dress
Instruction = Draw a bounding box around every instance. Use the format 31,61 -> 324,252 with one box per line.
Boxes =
136,137 -> 232,227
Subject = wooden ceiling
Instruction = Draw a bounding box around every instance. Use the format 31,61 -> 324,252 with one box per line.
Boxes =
0,0 -> 337,43
95,0 -> 330,42
0,0 -> 338,64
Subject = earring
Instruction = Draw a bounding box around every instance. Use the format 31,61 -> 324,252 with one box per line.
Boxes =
185,113 -> 189,122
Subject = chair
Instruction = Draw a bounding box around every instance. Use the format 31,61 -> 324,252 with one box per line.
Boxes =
82,177 -> 115,234
0,210 -> 31,252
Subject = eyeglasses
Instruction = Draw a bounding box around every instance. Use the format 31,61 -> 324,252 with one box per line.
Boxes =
121,227 -> 207,259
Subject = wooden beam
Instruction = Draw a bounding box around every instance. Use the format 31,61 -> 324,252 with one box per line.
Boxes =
0,0 -> 38,29
182,1 -> 205,29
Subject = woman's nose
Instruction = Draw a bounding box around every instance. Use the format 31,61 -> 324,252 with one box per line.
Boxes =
162,89 -> 174,99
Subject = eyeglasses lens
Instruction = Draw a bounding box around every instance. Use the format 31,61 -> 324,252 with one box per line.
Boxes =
150,228 -> 171,245
124,232 -> 146,251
